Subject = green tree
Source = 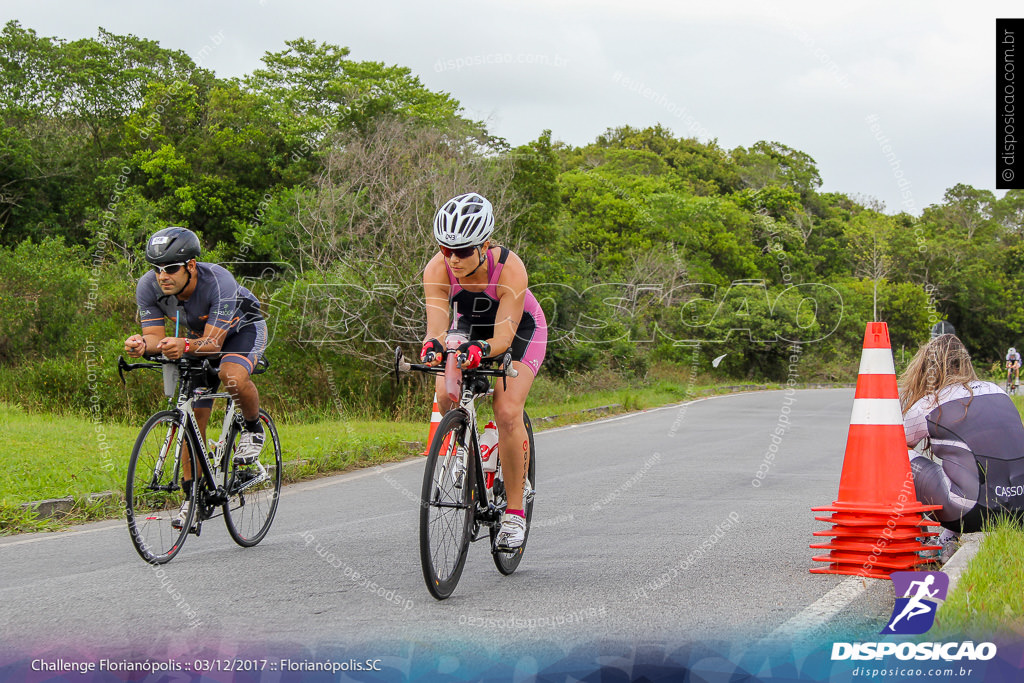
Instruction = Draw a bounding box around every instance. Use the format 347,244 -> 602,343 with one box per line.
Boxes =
509,130 -> 562,246
732,141 -> 822,201
245,37 -> 472,143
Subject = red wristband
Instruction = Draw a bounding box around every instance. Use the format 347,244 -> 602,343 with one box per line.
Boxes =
183,339 -> 190,354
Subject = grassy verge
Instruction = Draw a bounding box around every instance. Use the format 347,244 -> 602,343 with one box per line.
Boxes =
935,519 -> 1024,638
0,402 -> 427,534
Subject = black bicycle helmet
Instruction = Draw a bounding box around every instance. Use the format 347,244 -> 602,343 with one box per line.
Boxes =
145,227 -> 201,265
930,321 -> 955,340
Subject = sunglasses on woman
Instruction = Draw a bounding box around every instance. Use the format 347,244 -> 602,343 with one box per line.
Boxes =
439,245 -> 479,260
152,262 -> 188,275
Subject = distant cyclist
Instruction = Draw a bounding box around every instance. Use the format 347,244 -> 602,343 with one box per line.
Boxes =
123,227 -> 268,529
420,193 -> 547,549
1006,346 -> 1020,389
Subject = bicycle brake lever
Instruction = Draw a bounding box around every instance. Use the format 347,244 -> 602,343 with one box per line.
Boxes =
501,352 -> 515,390
393,346 -> 404,384
117,355 -> 128,385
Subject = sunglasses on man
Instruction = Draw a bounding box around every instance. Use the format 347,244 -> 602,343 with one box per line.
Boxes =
152,262 -> 188,275
439,245 -> 480,260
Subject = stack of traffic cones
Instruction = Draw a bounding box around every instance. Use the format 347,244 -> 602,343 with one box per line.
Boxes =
810,322 -> 942,579
422,393 -> 442,455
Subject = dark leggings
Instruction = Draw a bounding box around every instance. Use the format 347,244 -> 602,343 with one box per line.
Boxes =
911,455 -> 1024,532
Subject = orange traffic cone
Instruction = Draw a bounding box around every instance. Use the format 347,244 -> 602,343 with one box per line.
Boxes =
810,322 -> 942,579
422,393 -> 442,455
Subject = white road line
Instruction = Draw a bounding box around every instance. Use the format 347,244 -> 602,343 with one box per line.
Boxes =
291,457 -> 423,491
761,576 -> 867,643
0,522 -> 123,548
0,460 -> 423,548
535,391 -> 758,435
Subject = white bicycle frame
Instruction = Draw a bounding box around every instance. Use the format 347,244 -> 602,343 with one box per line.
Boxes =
153,380 -> 267,497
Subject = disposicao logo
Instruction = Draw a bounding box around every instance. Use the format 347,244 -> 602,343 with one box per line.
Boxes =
882,570 -> 948,635
830,571 -> 997,663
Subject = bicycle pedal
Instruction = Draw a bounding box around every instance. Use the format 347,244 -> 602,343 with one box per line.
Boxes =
492,543 -> 523,554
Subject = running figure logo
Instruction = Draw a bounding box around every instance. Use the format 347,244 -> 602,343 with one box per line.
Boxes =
881,571 -> 949,635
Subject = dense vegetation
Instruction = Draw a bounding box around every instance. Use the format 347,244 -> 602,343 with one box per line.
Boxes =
3,21 -> 1022,420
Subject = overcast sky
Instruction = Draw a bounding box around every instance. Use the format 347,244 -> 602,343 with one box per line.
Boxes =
2,0 -> 1014,214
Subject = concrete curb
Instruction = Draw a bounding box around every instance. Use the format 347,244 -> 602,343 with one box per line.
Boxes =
19,497 -> 75,519
533,403 -> 622,425
940,531 -> 985,598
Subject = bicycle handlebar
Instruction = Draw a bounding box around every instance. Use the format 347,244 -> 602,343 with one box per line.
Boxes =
117,353 -> 270,385
393,346 -> 518,387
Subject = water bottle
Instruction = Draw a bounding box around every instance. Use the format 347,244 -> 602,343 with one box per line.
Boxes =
480,421 -> 499,473
480,420 -> 499,501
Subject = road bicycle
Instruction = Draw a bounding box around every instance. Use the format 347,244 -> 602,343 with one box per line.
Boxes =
394,344 -> 536,600
118,354 -> 282,564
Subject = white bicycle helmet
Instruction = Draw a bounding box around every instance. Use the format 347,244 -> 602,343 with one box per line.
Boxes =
433,193 -> 495,248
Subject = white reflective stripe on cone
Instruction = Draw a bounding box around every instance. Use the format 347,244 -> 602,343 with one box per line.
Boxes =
849,398 -> 904,426
858,348 -> 896,376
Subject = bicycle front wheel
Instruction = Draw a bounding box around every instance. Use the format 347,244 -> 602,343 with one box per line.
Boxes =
223,410 -> 283,547
126,410 -> 196,564
492,411 -> 536,575
419,410 -> 476,600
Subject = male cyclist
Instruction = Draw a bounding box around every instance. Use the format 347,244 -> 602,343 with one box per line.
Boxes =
123,227 -> 268,529
1006,346 -> 1020,391
420,193 -> 547,549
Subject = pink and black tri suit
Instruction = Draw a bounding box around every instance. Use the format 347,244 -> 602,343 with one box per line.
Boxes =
446,246 -> 547,376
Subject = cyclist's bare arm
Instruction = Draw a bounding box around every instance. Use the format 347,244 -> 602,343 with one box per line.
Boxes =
488,253 -> 528,356
124,325 -> 165,358
423,254 -> 452,344
159,323 -> 230,360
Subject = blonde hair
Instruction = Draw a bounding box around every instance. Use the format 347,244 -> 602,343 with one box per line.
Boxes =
899,334 -> 977,415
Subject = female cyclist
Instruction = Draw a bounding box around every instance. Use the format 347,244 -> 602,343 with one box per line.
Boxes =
901,334 -> 1024,559
420,193 -> 547,549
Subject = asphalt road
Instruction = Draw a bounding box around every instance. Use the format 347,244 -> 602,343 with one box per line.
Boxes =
0,388 -> 896,671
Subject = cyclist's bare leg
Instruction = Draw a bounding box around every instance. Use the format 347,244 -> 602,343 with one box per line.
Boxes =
220,363 -> 260,422
491,361 -> 535,512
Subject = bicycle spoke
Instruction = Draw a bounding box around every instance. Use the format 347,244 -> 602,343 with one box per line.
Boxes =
126,412 -> 193,564
223,411 -> 282,547
419,414 -> 474,599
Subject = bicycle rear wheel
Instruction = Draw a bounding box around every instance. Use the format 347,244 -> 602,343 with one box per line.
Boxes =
126,410 -> 196,564
492,411 -> 536,575
419,410 -> 476,600
223,410 -> 282,547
